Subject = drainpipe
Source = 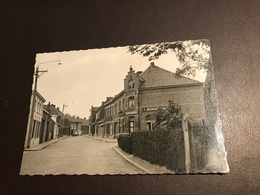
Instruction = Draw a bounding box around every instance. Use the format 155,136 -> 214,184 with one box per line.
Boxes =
137,89 -> 141,131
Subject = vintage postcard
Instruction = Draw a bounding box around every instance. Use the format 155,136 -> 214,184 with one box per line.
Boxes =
20,40 -> 229,175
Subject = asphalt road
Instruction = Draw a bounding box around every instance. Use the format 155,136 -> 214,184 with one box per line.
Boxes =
20,136 -> 141,175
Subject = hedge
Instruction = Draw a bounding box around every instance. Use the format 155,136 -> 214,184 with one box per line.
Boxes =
132,129 -> 186,173
117,133 -> 132,154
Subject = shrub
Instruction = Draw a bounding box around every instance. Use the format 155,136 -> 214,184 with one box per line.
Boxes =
132,129 -> 186,173
117,133 -> 132,154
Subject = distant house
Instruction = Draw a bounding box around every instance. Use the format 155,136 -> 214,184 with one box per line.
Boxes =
24,90 -> 46,148
89,106 -> 100,136
43,103 -> 70,138
66,116 -> 89,136
94,97 -> 113,138
80,118 -> 89,135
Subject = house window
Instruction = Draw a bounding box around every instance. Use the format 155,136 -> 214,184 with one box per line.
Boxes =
146,115 -> 153,130
147,122 -> 153,131
32,120 -> 36,138
122,119 -> 125,133
129,121 -> 134,132
119,119 -> 121,133
128,96 -> 135,108
110,123 -> 113,135
122,99 -> 125,109
119,101 -> 121,111
128,81 -> 135,90
115,103 -> 117,113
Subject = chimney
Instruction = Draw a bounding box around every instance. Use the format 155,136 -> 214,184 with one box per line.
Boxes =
150,62 -> 155,67
106,97 -> 112,101
57,107 -> 59,110
130,65 -> 133,71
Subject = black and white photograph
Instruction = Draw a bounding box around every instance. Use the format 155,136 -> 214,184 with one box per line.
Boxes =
19,39 -> 229,175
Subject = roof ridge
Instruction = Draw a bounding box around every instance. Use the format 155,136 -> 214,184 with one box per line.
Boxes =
152,64 -> 200,83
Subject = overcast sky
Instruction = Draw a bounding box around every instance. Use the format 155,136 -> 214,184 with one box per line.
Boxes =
34,44 -> 207,118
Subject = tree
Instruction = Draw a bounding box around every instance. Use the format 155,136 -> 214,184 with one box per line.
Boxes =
153,100 -> 183,130
128,39 -> 211,78
129,40 -> 229,172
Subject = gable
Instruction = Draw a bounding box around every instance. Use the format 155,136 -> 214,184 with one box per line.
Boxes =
140,64 -> 200,88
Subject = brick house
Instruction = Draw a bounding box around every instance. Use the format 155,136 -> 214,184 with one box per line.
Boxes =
138,62 -> 205,130
65,116 -> 88,136
80,118 -> 89,135
103,93 -> 125,138
92,62 -> 206,138
89,106 -> 99,136
43,103 -> 71,138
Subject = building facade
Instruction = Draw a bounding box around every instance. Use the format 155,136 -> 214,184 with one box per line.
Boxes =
89,106 -> 100,136
90,62 -> 206,138
80,118 -> 89,135
66,116 -> 89,136
24,90 -> 46,148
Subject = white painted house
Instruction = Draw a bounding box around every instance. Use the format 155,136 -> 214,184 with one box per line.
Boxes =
24,90 -> 46,148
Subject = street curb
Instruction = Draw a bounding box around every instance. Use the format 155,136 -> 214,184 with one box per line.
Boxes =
24,136 -> 69,151
112,146 -> 153,174
84,135 -> 117,143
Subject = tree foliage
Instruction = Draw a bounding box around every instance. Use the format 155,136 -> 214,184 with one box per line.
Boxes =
153,100 -> 183,130
128,40 -> 211,78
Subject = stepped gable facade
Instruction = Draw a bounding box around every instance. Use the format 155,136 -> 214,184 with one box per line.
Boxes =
93,62 -> 206,138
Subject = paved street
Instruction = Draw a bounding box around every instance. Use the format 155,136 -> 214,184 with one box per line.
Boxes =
20,136 -> 142,175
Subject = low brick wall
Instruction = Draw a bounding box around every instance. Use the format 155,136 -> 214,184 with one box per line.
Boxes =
131,129 -> 186,173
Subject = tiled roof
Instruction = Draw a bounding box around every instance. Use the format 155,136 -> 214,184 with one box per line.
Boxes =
140,63 -> 201,88
80,119 -> 89,126
43,105 -> 63,116
65,116 -> 89,125
65,115 -> 82,122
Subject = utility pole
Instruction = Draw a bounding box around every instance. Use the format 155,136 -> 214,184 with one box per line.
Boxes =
26,60 -> 61,148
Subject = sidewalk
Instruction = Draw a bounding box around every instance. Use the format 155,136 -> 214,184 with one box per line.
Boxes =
83,135 -> 117,143
84,135 -> 174,174
24,136 -> 69,151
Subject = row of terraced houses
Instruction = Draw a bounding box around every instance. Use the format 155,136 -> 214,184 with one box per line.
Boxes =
88,62 -> 206,138
24,92 -> 89,148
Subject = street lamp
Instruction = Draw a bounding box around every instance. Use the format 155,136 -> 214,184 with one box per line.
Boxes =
60,101 -> 73,137
26,60 -> 61,148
